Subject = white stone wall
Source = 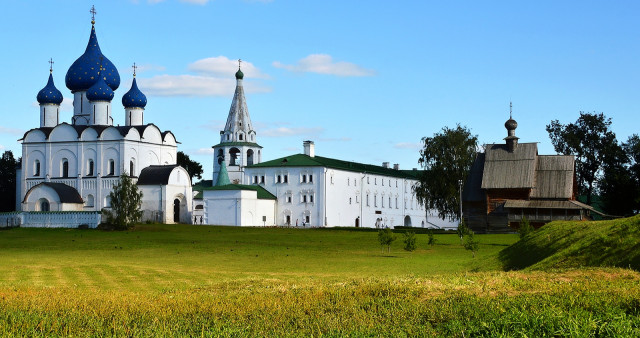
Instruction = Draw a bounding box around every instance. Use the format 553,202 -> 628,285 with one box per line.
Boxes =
0,211 -> 101,229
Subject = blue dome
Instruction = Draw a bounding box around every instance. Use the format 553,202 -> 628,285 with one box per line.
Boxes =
65,24 -> 120,92
86,75 -> 114,101
122,78 -> 147,108
37,73 -> 64,105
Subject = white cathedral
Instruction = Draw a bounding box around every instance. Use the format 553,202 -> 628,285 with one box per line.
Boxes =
15,15 -> 193,224
11,9 -> 450,229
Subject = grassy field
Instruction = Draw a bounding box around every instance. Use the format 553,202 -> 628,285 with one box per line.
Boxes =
1,223 -> 639,336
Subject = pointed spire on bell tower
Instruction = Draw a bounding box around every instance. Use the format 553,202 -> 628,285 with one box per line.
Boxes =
222,59 -> 254,141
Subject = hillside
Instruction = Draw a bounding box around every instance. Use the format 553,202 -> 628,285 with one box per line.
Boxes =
500,215 -> 640,270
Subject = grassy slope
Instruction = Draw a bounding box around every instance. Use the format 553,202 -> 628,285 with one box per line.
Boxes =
500,215 -> 640,270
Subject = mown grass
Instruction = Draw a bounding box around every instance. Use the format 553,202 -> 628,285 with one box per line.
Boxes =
0,223 -> 639,336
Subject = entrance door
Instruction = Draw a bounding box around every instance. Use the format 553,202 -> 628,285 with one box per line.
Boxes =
173,199 -> 180,223
355,217 -> 360,227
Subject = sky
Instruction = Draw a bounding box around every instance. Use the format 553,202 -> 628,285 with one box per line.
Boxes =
1,0 -> 639,179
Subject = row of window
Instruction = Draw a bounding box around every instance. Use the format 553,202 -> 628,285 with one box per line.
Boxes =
253,174 -> 314,184
330,176 -> 400,188
32,159 -> 121,177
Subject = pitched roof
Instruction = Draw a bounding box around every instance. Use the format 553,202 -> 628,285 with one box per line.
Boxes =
137,165 -> 180,185
481,143 -> 538,189
247,153 -> 418,179
202,184 -> 277,200
530,155 -> 574,199
503,199 -> 603,215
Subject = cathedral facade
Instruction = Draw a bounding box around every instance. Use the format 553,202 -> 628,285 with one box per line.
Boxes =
16,14 -> 192,224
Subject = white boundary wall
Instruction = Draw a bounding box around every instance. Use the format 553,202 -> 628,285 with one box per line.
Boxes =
0,211 -> 101,229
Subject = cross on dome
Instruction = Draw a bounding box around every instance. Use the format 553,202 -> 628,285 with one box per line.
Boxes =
90,5 -> 97,25
132,62 -> 137,77
48,58 -> 54,73
238,59 -> 242,69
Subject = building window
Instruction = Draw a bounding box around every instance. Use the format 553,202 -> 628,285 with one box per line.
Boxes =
396,180 -> 398,187
302,174 -> 307,183
277,175 -> 282,183
34,160 -> 40,177
86,194 -> 94,207
389,196 -> 392,208
287,196 -> 292,203
62,159 -> 69,178
375,178 -> 377,185
129,161 -> 135,176
366,194 -> 370,206
309,174 -> 313,183
382,196 -> 384,208
310,195 -> 314,203
303,195 -> 307,203
367,177 -> 370,184
229,148 -> 240,166
39,199 -> 50,212
88,160 -> 94,176
396,197 -> 398,209
382,179 -> 384,186
305,215 -> 310,224
260,175 -> 265,184
356,195 -> 359,203
347,178 -> 350,186
109,160 -> 115,176
284,174 -> 288,183
374,195 -> 378,207
247,149 -> 254,166
253,176 -> 258,184
349,197 -> 352,204
239,134 -> 243,141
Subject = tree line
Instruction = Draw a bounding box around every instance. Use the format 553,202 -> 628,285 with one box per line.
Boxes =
416,112 -> 639,219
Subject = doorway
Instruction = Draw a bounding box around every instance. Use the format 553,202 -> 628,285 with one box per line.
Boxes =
173,199 -> 180,223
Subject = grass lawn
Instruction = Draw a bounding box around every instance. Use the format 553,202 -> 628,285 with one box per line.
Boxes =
0,224 -> 638,336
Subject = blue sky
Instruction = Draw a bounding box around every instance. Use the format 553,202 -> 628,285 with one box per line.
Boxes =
1,0 -> 639,179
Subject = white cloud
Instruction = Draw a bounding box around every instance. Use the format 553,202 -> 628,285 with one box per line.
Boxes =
135,63 -> 166,73
273,54 -> 375,77
261,126 -> 324,138
393,142 -> 422,150
189,56 -> 269,79
0,126 -> 25,136
61,98 -> 73,112
138,74 -> 271,97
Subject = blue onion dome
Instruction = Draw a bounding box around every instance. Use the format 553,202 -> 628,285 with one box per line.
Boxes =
37,72 -> 64,105
235,68 -> 244,80
65,24 -> 120,92
122,78 -> 147,108
86,74 -> 114,101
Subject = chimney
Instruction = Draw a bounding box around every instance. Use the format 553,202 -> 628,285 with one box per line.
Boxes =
393,163 -> 399,170
382,162 -> 390,168
303,140 -> 315,157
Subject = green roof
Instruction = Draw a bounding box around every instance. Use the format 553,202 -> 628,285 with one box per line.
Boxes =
211,142 -> 263,149
215,161 -> 231,186
247,154 -> 421,179
192,180 -> 213,199
202,184 -> 277,200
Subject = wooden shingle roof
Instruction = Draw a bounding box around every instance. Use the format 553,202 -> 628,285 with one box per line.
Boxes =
481,143 -> 538,189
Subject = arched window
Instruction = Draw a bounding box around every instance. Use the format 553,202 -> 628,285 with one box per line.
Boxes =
88,159 -> 94,176
129,160 -> 135,176
86,194 -> 94,207
247,149 -> 254,166
239,134 -> 243,141
34,160 -> 40,177
229,148 -> 240,166
217,149 -> 224,165
109,160 -> 115,176
62,158 -> 69,178
105,196 -> 111,208
38,198 -> 50,212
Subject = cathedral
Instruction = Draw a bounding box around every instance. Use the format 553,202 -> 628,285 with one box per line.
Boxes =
15,13 -> 193,224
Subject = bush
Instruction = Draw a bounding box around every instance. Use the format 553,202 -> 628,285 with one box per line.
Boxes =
377,228 -> 396,253
464,229 -> 479,258
456,220 -> 470,245
518,216 -> 534,239
403,231 -> 417,251
427,230 -> 436,246
77,224 -> 89,230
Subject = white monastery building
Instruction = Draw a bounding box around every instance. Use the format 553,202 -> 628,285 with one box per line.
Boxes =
196,67 -> 450,229
15,13 -> 192,225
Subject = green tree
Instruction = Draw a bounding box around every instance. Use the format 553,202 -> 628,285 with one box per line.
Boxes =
415,125 -> 478,221
102,173 -> 143,230
546,112 -> 621,205
377,228 -> 396,253
0,151 -> 19,212
518,216 -> 534,239
177,151 -> 203,181
403,231 -> 417,251
463,229 -> 479,258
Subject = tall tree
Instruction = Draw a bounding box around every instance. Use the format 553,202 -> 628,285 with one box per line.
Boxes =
546,112 -> 621,205
415,125 -> 478,221
601,134 -> 640,216
177,151 -> 203,181
0,151 -> 18,212
103,173 -> 143,230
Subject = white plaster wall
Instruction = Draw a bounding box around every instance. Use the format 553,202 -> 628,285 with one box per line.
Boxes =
0,211 -> 101,229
